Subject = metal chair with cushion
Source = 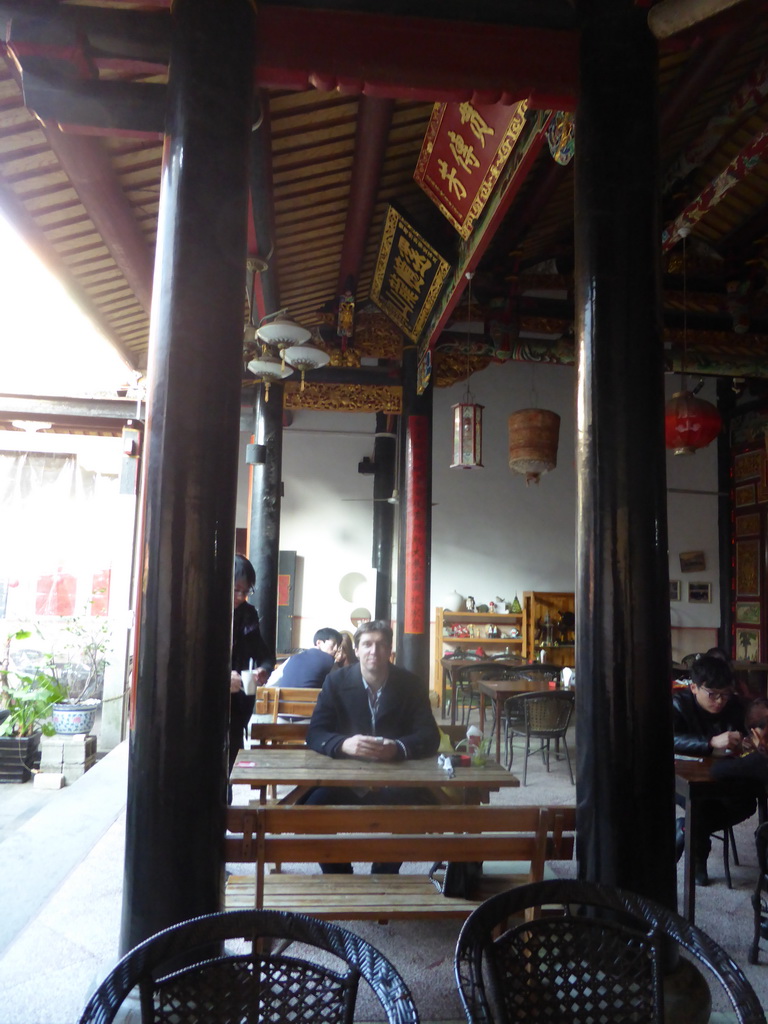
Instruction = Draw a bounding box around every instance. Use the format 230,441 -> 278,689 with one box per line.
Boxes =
455,878 -> 766,1024
503,689 -> 575,785
78,909 -> 419,1024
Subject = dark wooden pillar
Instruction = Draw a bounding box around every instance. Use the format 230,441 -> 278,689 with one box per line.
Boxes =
397,346 -> 432,685
120,0 -> 254,953
248,382 -> 283,659
373,412 -> 396,622
574,0 -> 677,909
716,380 -> 735,652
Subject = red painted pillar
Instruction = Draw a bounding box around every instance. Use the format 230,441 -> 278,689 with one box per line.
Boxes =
397,345 -> 433,687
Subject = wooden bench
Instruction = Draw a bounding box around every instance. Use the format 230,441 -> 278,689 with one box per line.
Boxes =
225,803 -> 575,921
253,686 -> 322,722
250,721 -> 310,747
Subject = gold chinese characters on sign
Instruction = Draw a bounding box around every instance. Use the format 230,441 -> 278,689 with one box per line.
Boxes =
414,100 -> 528,239
370,206 -> 450,343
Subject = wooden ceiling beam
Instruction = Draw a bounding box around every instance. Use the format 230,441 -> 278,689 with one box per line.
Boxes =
39,124 -> 154,313
254,7 -> 578,110
335,96 -> 394,307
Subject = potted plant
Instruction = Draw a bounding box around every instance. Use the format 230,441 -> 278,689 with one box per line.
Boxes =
0,629 -> 67,782
46,611 -> 111,735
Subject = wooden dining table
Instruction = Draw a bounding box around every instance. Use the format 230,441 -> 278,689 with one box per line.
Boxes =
477,677 -> 557,764
231,746 -> 519,804
674,757 -> 767,924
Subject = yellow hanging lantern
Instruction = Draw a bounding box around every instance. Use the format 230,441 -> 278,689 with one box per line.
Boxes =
508,408 -> 560,484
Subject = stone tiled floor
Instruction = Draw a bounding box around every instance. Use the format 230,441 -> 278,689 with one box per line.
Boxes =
0,727 -> 766,1023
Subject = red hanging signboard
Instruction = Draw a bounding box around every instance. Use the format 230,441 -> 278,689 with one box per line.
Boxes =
414,100 -> 528,239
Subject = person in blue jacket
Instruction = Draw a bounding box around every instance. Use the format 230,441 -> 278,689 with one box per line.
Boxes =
273,627 -> 343,689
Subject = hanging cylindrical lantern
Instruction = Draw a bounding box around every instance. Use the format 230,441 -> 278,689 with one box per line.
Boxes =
664,391 -> 722,455
451,400 -> 484,468
508,408 -> 560,484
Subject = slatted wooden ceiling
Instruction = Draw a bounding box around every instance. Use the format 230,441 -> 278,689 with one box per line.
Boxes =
0,0 -> 767,383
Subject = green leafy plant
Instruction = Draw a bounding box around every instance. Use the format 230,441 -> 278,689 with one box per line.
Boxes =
0,629 -> 67,737
44,607 -> 112,705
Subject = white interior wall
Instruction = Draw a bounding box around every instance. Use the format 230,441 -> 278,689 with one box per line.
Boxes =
236,366 -> 722,656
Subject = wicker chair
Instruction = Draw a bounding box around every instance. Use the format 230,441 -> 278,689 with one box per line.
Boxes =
749,820 -> 768,964
78,909 -> 419,1024
503,689 -> 575,785
455,878 -> 766,1024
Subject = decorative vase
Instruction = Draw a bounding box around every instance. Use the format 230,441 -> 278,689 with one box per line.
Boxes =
0,731 -> 41,783
444,590 -> 464,613
52,699 -> 101,735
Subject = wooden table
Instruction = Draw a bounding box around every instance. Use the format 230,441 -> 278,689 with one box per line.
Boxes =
731,661 -> 768,698
477,677 -> 554,764
673,757 -> 768,924
231,746 -> 519,804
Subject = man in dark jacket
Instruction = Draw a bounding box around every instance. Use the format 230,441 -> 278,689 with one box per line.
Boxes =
672,653 -> 755,885
305,619 -> 440,873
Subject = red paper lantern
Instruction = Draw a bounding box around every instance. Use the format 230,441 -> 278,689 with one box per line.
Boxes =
664,391 -> 722,455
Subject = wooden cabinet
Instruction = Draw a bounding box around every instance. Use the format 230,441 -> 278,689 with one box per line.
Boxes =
522,591 -> 575,668
433,607 -> 524,712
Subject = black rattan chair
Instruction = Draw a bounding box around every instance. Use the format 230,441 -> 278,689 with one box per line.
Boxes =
504,689 -> 574,785
455,878 -> 766,1024
78,909 -> 419,1024
750,820 -> 768,964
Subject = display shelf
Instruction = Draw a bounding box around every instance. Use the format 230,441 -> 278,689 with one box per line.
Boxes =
522,591 -> 575,668
433,607 -> 524,716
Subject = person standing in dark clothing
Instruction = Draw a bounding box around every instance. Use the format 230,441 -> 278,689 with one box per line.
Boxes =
672,654 -> 753,886
229,554 -> 273,774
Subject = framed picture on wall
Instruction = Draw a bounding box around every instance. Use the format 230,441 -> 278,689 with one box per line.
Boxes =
679,551 -> 706,573
736,627 -> 759,662
736,539 -> 761,596
669,580 -> 681,601
736,514 -> 760,537
734,450 -> 763,482
735,483 -> 757,507
687,582 -> 711,603
736,601 -> 761,625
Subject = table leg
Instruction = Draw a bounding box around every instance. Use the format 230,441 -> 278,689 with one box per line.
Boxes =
479,691 -> 487,732
494,695 -> 502,765
683,790 -> 696,923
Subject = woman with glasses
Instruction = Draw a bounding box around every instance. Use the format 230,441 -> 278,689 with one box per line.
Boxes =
673,654 -> 754,886
230,554 -> 274,776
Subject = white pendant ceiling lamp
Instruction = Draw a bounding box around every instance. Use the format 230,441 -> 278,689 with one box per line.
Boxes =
250,310 -> 330,392
246,347 -> 291,400
284,342 -> 330,390
256,311 -> 311,367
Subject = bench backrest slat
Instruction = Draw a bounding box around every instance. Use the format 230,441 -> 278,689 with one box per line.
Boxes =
250,722 -> 309,746
227,804 -> 572,835
225,833 -> 575,863
225,804 -> 576,909
253,687 -> 322,722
